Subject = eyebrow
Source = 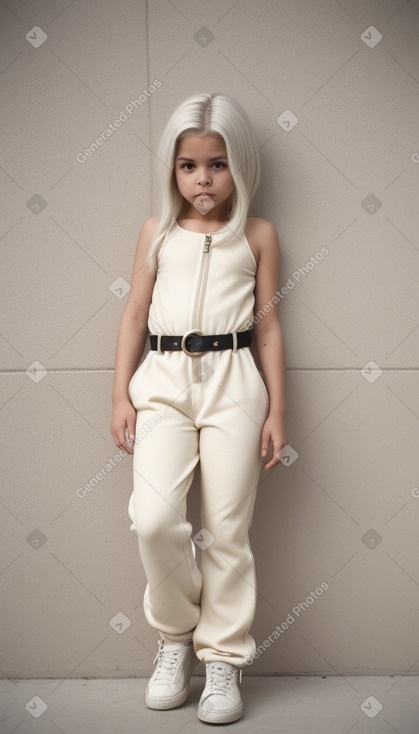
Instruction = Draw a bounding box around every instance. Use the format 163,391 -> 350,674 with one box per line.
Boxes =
176,156 -> 228,162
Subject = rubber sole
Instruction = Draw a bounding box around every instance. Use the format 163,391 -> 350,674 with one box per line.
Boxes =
146,684 -> 190,710
197,701 -> 244,724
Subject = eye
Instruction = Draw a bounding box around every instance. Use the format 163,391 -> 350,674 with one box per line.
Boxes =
213,161 -> 226,169
180,163 -> 194,171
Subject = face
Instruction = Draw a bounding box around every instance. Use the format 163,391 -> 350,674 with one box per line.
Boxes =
174,134 -> 235,216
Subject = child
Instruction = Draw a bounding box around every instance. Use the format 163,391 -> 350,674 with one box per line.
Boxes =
111,93 -> 287,724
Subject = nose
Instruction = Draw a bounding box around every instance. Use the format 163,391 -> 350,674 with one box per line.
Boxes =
196,167 -> 211,186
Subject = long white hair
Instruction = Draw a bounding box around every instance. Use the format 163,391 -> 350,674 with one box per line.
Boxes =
147,93 -> 261,272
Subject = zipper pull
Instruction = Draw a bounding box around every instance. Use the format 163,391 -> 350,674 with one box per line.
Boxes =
203,234 -> 212,253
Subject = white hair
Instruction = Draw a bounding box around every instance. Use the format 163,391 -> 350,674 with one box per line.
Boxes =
146,93 -> 261,272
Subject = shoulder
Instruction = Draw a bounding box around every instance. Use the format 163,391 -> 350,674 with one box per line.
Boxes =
244,217 -> 280,264
134,215 -> 161,254
132,215 -> 161,266
141,214 -> 160,236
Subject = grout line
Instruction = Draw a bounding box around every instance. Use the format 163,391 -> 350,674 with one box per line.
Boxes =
1,368 -> 419,376
145,0 -> 153,216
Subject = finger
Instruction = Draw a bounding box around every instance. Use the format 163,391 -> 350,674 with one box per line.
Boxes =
260,430 -> 271,457
264,440 -> 282,471
269,440 -> 289,471
123,427 -> 134,454
264,454 -> 279,470
116,427 -> 133,455
127,418 -> 137,447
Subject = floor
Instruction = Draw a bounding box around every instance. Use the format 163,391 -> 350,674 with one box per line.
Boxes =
1,675 -> 418,733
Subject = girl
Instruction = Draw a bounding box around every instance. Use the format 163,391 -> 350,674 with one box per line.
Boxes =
111,93 -> 287,725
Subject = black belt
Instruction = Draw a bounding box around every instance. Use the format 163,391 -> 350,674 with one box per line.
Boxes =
150,330 -> 251,357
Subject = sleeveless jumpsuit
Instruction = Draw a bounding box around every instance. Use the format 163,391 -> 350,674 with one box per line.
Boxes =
127,220 -> 269,667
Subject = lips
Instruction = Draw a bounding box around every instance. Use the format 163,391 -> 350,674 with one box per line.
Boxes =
193,194 -> 216,214
194,193 -> 214,197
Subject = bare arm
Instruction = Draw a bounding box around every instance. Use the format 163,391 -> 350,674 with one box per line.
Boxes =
252,220 -> 288,470
111,314 -> 148,403
110,215 -> 158,450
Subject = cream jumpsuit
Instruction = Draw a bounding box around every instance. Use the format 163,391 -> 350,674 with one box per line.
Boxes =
127,220 -> 269,668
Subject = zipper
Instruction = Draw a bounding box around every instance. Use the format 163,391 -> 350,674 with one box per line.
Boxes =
191,233 -> 212,383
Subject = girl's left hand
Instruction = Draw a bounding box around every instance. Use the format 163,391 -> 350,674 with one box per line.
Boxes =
261,412 -> 288,471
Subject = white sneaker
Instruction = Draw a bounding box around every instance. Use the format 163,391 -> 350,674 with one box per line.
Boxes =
145,638 -> 198,710
197,662 -> 244,724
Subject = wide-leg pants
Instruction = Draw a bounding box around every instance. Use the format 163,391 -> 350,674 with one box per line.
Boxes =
127,345 -> 269,667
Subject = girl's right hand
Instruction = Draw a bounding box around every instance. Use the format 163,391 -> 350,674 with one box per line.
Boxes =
111,398 -> 137,455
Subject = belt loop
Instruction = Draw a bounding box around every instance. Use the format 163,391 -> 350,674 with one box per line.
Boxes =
232,331 -> 238,353
157,334 -> 163,355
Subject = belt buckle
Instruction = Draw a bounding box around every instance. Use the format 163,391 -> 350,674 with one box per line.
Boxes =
181,329 -> 204,357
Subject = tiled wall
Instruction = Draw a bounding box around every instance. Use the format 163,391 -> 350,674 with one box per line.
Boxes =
1,0 -> 418,684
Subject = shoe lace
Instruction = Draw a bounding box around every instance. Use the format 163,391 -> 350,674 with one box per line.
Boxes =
206,663 -> 241,693
152,640 -> 183,680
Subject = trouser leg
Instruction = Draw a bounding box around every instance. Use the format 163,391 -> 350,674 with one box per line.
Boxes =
192,399 -> 266,667
128,404 -> 202,642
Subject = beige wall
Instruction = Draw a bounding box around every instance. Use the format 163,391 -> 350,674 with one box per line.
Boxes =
1,0 -> 418,679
